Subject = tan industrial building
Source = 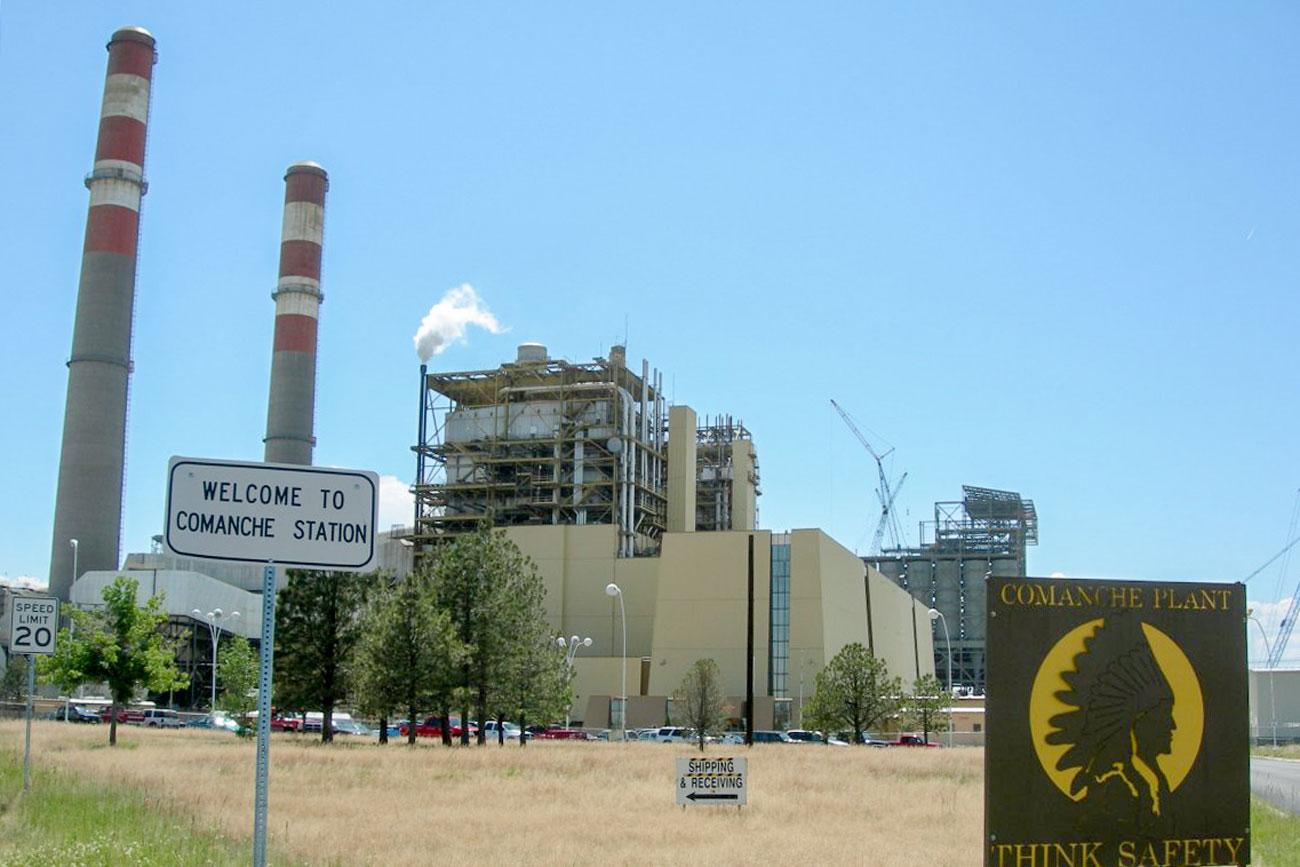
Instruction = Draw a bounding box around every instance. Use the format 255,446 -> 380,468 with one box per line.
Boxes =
412,344 -> 934,729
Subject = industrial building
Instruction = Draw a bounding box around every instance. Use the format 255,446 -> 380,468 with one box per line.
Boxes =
406,344 -> 933,728
40,29 -> 933,725
866,485 -> 1037,694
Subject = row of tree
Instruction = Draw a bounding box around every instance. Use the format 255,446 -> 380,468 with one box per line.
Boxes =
272,526 -> 570,745
37,526 -> 570,747
672,643 -> 952,750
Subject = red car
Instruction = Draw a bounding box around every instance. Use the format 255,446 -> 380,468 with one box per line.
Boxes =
99,707 -> 146,725
534,727 -> 589,740
270,715 -> 301,732
398,717 -> 477,739
889,735 -> 941,747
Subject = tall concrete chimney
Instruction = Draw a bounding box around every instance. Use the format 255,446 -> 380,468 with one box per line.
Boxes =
48,27 -> 156,601
263,162 -> 327,466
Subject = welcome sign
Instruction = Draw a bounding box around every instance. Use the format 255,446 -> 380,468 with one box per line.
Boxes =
985,577 -> 1248,867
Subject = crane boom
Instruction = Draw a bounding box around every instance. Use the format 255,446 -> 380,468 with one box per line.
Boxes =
831,399 -> 908,553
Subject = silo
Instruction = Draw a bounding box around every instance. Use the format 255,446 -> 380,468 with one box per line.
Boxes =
48,27 -> 157,601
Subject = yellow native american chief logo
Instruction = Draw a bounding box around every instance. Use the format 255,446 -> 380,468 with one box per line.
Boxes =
1029,614 -> 1204,816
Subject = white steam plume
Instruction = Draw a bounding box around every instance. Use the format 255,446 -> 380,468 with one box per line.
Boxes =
413,284 -> 505,362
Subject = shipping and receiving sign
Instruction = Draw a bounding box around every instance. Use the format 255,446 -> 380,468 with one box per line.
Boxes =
677,756 -> 747,806
985,578 -> 1248,867
164,456 -> 378,570
7,595 -> 59,654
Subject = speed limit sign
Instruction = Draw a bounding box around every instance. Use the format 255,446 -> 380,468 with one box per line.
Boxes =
7,595 -> 59,654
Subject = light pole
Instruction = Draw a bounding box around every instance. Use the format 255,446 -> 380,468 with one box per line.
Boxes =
557,635 -> 592,727
192,608 -> 240,711
65,539 -> 78,724
1248,609 -> 1279,747
929,608 -> 953,748
605,583 -> 626,741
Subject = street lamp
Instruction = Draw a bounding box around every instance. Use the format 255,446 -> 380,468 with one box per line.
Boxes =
1247,608 -> 1279,747
605,583 -> 626,741
556,635 -> 592,727
928,608 -> 953,748
192,608 -> 240,711
65,539 -> 78,724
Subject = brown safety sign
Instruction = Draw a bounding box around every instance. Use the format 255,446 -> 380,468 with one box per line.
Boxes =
985,578 -> 1248,867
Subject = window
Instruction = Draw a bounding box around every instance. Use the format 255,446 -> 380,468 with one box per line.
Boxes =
769,538 -> 791,697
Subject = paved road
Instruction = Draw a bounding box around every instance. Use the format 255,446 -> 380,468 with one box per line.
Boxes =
1252,757 -> 1300,813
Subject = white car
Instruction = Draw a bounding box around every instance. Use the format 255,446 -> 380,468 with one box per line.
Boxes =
142,709 -> 184,728
654,726 -> 692,743
479,720 -> 525,740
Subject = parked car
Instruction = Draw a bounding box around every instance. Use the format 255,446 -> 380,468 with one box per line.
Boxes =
331,719 -> 374,736
42,705 -> 102,723
398,716 -> 477,739
653,726 -> 692,743
99,706 -> 149,725
718,731 -> 745,745
784,729 -> 823,743
534,727 -> 589,740
751,730 -> 795,744
270,715 -> 302,732
890,734 -> 941,747
477,720 -> 530,741
142,709 -> 184,728
186,713 -> 241,732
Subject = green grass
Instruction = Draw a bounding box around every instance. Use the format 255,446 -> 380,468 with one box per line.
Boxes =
0,746 -> 254,866
1255,797 -> 1300,867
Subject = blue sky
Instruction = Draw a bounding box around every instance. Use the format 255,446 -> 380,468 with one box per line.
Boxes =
3,4 -> 1299,656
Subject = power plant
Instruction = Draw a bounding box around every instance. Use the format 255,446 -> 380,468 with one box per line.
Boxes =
47,27 -> 157,602
40,26 -> 1031,724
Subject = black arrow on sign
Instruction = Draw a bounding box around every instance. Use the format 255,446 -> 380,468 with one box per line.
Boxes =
687,792 -> 738,801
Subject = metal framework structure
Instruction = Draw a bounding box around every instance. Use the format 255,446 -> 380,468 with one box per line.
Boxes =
412,346 -> 667,559
868,485 -> 1037,693
695,415 -> 760,532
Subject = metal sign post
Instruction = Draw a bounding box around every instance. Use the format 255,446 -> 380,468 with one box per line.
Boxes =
7,592 -> 59,795
162,456 -> 377,867
253,562 -> 276,867
22,654 -> 34,793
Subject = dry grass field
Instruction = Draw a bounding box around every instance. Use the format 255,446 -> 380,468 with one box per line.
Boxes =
0,721 -> 982,866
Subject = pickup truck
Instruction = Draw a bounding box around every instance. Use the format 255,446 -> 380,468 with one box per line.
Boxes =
398,717 -> 477,739
890,735 -> 941,747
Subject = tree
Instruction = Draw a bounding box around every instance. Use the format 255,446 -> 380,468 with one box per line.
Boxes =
429,526 -> 551,746
802,642 -> 901,745
273,569 -> 369,743
38,576 -> 188,745
0,653 -> 26,703
217,636 -> 259,724
674,658 -> 728,752
900,674 -> 951,744
352,571 -> 464,745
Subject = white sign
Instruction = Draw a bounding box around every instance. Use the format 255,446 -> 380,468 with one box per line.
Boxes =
676,756 -> 747,806
8,595 -> 59,655
164,456 -> 378,570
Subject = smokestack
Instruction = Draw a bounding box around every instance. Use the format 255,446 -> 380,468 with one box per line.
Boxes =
48,27 -> 156,602
263,162 -> 328,465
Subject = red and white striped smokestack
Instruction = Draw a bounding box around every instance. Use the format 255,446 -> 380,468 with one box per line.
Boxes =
263,162 -> 328,466
48,27 -> 156,602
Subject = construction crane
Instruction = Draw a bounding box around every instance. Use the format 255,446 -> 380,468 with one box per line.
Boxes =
1266,491 -> 1300,668
830,399 -> 908,554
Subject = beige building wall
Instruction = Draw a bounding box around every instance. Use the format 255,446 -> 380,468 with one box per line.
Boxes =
647,530 -> 771,700
666,406 -> 697,533
865,565 -> 935,684
729,439 -> 757,531
504,524 -> 928,729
